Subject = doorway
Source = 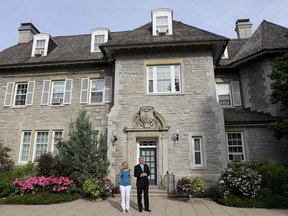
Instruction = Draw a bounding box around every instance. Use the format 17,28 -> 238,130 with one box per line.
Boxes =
139,140 -> 157,185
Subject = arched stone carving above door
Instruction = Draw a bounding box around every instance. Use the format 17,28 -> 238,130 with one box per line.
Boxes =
129,106 -> 169,130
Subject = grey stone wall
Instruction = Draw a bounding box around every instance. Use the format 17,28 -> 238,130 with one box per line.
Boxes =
0,66 -> 112,164
240,58 -> 282,117
108,50 -> 227,183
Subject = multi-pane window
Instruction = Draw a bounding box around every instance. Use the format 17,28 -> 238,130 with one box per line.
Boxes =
216,81 -> 242,107
94,35 -> 105,52
147,65 -> 180,93
52,131 -> 63,156
51,81 -> 65,104
91,79 -> 104,103
41,79 -> 72,105
34,131 -> 49,162
35,39 -> 45,55
80,77 -> 112,104
4,81 -> 35,107
15,83 -> 28,105
19,131 -> 31,163
192,137 -> 203,167
216,83 -> 232,105
226,132 -> 245,162
156,16 -> 168,34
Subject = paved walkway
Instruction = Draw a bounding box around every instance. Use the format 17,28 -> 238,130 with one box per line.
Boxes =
1,197 -> 288,216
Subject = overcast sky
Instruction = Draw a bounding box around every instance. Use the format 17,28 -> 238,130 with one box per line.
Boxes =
1,0 -> 288,51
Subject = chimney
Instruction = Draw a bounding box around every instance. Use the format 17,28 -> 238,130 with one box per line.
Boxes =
18,23 -> 40,43
235,19 -> 252,39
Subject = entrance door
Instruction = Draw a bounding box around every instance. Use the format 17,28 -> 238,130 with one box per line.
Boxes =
140,147 -> 157,185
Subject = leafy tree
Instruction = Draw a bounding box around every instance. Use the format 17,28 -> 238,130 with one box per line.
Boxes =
0,140 -> 14,173
269,52 -> 288,143
57,109 -> 110,186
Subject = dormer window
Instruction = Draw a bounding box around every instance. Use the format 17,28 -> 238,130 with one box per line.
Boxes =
90,28 -> 109,53
152,8 -> 173,36
31,34 -> 50,57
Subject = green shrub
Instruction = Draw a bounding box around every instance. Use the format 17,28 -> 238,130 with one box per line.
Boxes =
176,177 -> 205,197
253,161 -> 288,197
36,153 -> 55,177
0,140 -> 14,173
217,195 -> 288,208
0,163 -> 36,197
218,163 -> 262,198
4,192 -> 80,204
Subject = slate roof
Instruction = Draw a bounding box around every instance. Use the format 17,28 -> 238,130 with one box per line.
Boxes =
0,20 -> 227,68
224,108 -> 280,126
0,31 -> 128,68
101,21 -> 228,64
220,20 -> 288,66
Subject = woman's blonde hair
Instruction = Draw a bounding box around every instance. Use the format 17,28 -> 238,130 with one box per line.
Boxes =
122,161 -> 129,169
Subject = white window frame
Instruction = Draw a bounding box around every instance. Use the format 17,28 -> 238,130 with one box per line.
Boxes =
216,81 -> 242,107
90,28 -> 109,52
152,8 -> 173,36
50,80 -> 65,104
51,130 -> 63,156
147,65 -> 181,94
216,83 -> 232,106
80,77 -> 112,104
192,136 -> 203,167
18,131 -> 32,163
226,132 -> 246,162
32,131 -> 49,162
31,34 -> 50,57
41,79 -> 72,106
4,81 -> 35,107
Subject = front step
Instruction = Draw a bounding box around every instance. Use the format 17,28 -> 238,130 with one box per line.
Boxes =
114,186 -> 169,198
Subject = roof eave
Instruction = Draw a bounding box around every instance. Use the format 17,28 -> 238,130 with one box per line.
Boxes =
0,59 -> 107,70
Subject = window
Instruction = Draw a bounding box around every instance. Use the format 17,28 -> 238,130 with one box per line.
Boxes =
147,65 -> 180,93
216,83 -> 232,105
51,131 -> 63,156
33,131 -> 49,162
18,129 -> 64,164
226,132 -> 245,162
216,81 -> 242,107
94,35 -> 105,52
19,131 -> 32,163
31,34 -> 50,57
152,8 -> 173,36
51,81 -> 65,104
80,77 -> 112,104
41,79 -> 73,105
156,16 -> 168,34
35,39 -> 45,55
4,81 -> 35,107
90,28 -> 109,52
192,137 -> 203,167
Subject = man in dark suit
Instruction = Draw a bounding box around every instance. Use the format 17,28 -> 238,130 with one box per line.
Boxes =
134,156 -> 151,212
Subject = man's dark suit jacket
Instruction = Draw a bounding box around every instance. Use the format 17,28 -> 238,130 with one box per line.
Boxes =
134,164 -> 150,187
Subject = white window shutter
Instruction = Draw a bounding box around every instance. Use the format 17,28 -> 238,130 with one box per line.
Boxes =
231,81 -> 242,106
4,82 -> 14,107
104,77 -> 112,102
80,78 -> 89,103
63,79 -> 73,104
41,80 -> 51,105
25,81 -> 35,105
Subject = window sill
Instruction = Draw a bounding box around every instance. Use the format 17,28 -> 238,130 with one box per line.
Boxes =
146,93 -> 184,96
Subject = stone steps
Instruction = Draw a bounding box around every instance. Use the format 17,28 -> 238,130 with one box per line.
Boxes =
114,186 -> 169,198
